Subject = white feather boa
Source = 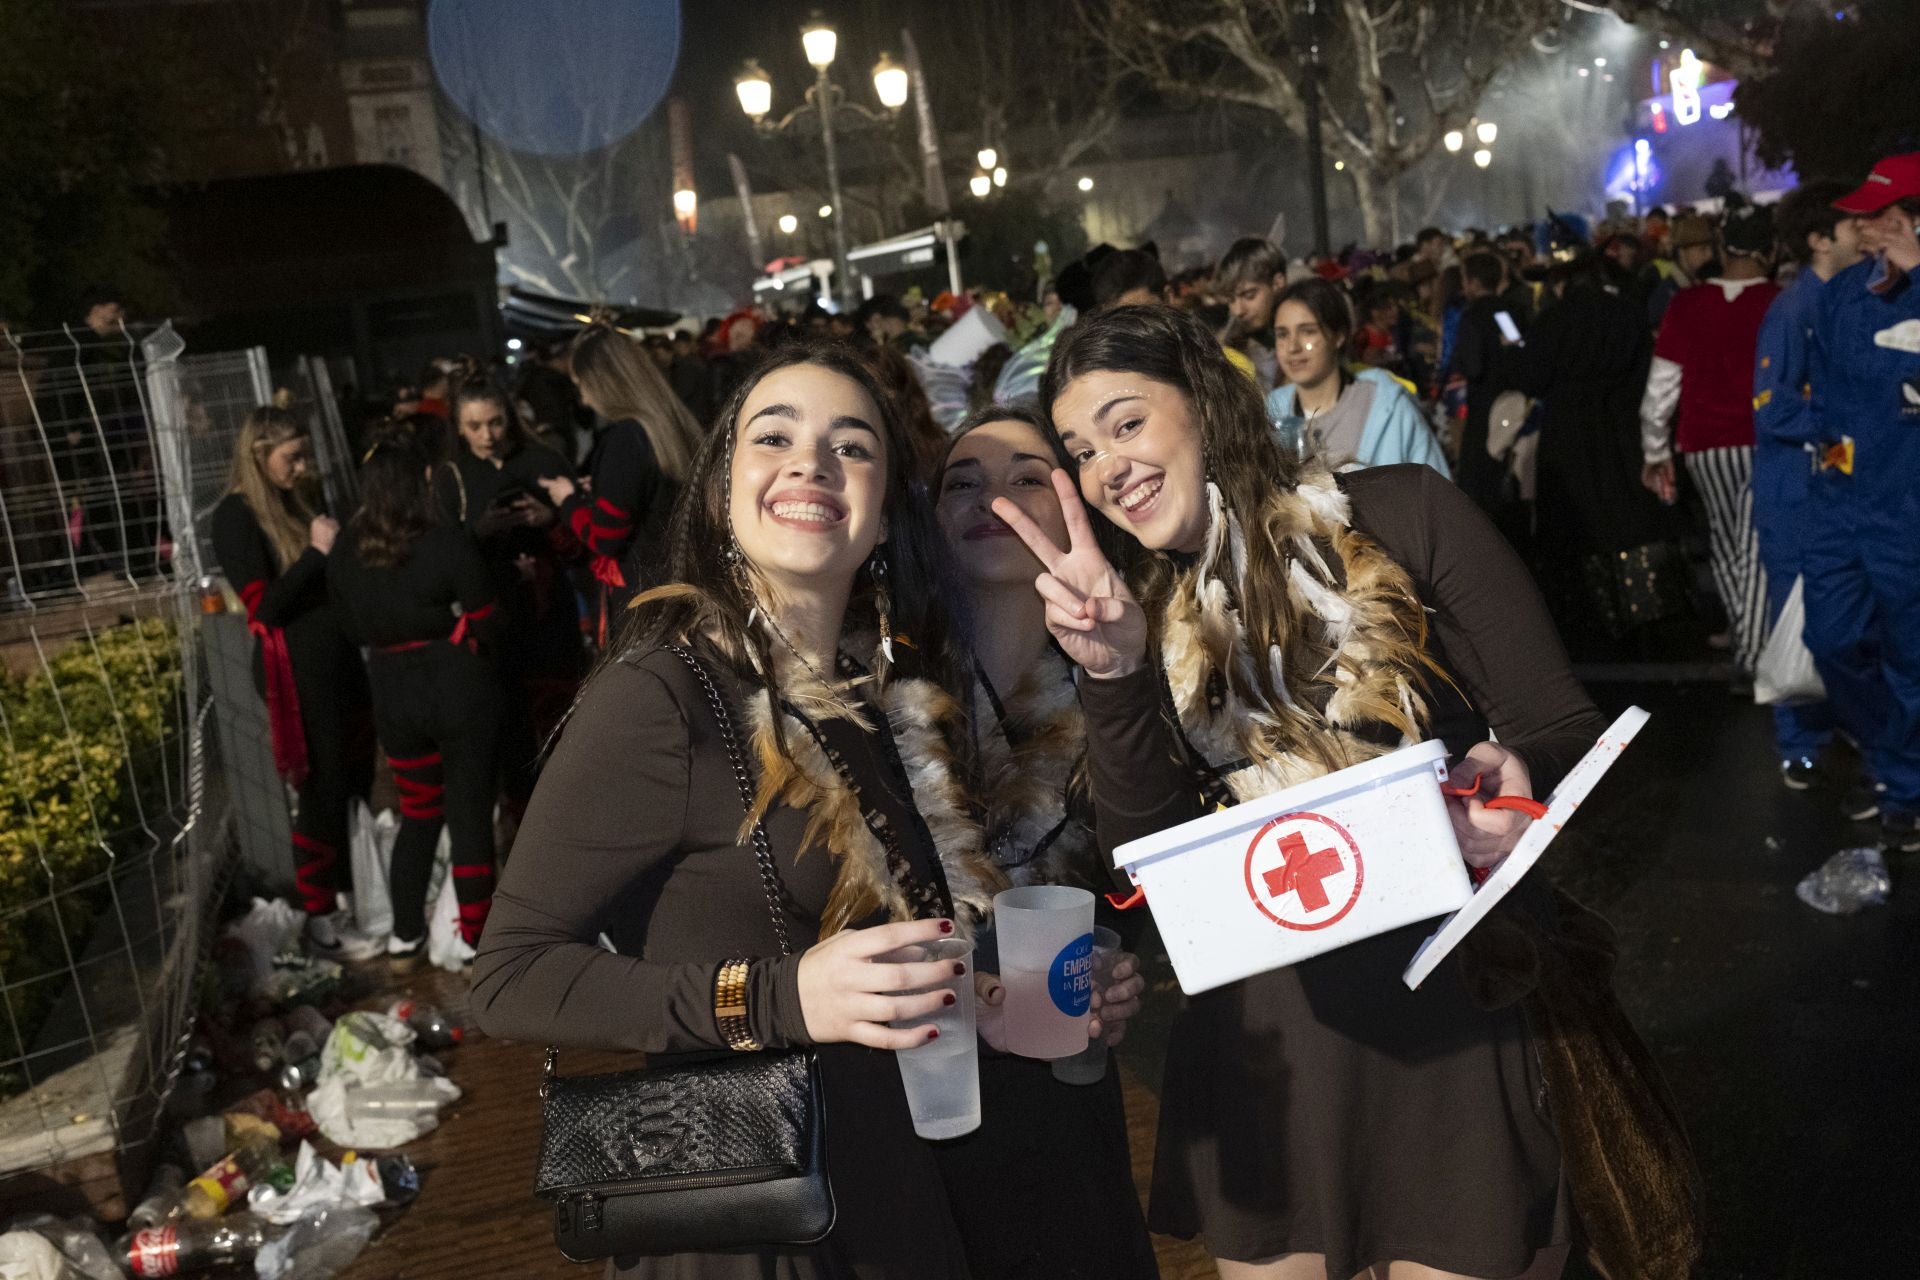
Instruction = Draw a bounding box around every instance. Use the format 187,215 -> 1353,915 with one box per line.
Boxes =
1161,466 -> 1430,803
743,669 -> 1002,941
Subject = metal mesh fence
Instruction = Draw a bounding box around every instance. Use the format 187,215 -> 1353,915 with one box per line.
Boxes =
0,323 -> 338,1209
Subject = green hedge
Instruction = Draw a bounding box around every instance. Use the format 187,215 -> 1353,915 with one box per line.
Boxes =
0,617 -> 182,1089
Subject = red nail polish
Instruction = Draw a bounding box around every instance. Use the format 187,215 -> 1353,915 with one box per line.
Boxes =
926,1027 -> 940,1041
938,919 -> 954,934
951,962 -> 966,976
942,993 -> 956,1006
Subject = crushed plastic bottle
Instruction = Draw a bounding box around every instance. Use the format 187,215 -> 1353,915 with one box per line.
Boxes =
386,999 -> 462,1050
1795,847 -> 1891,915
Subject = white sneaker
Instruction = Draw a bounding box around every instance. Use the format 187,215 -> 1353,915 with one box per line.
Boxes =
307,909 -> 384,962
386,934 -> 425,972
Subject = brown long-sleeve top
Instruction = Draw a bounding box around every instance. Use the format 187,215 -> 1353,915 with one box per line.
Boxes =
1081,463 -> 1605,860
470,646 -> 827,1056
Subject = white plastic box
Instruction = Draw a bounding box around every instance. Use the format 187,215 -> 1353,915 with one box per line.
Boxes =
1112,739 -> 1472,995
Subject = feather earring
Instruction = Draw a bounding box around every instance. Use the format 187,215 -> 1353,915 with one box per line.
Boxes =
870,550 -> 894,665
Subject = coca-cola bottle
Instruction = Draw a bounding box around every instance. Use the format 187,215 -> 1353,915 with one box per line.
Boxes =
125,1212 -> 273,1276
387,999 -> 463,1049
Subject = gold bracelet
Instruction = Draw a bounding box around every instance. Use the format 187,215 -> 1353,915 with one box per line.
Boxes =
714,958 -> 762,1052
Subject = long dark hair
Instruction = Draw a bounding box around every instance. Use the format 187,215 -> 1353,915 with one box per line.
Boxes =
935,404 -> 1050,486
1039,305 -> 1424,744
615,341 -> 969,718
351,424 -> 436,568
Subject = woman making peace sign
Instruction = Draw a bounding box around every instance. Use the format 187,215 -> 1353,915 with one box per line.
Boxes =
994,305 -> 1604,1280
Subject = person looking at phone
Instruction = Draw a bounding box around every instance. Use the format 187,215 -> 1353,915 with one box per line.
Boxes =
1450,251 -> 1532,516
434,364 -> 585,824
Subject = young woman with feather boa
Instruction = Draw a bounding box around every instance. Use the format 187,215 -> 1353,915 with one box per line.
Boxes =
472,344 -> 1003,1279
994,305 -> 1609,1280
925,406 -> 1160,1280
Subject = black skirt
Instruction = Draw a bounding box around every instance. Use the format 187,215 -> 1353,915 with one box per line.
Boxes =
932,1052 -> 1158,1280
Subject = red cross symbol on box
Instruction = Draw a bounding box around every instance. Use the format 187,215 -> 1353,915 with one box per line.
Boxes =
1242,811 -> 1365,932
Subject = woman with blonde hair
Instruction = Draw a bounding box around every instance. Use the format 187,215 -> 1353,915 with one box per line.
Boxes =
538,323 -> 703,644
212,406 -> 377,957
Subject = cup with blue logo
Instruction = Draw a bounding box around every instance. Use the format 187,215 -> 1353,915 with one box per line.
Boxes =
1051,926 -> 1122,1085
992,886 -> 1097,1059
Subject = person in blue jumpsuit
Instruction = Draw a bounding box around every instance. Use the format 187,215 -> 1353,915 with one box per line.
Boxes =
1751,182 -> 1871,814
1802,153 -> 1920,851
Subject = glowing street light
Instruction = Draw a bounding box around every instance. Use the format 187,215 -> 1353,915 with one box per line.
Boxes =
1444,129 -> 1465,153
1476,121 -> 1498,145
672,187 -> 698,232
1334,160 -> 1346,171
992,165 -> 1007,188
977,148 -> 998,171
1473,148 -> 1493,169
970,174 -> 992,198
872,52 -> 910,109
1593,56 -> 1608,68
818,204 -> 833,218
735,60 -> 772,121
1076,175 -> 1094,192
778,213 -> 799,234
801,16 -> 838,70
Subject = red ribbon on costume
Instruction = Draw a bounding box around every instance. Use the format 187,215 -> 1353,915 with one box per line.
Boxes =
448,600 -> 496,651
239,579 -> 310,786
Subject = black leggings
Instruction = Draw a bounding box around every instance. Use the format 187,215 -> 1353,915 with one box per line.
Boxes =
369,646 -> 505,945
271,646 -> 373,915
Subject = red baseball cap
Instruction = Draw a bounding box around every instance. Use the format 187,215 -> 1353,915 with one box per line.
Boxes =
1834,152 -> 1920,214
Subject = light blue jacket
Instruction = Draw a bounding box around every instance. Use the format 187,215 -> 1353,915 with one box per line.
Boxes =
1265,368 -> 1452,477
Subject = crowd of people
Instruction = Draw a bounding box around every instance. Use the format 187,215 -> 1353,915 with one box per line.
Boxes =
208,150 -> 1920,1280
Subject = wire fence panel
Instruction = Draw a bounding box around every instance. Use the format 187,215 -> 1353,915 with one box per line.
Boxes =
0,322 -> 327,1214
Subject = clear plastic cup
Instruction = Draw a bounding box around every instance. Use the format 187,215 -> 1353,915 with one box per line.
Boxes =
1051,926 -> 1121,1085
993,885 -> 1096,1059
884,938 -> 980,1140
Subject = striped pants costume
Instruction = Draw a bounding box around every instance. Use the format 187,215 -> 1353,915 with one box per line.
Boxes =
1685,445 -> 1769,674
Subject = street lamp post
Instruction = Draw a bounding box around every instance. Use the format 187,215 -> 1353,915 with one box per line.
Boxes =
737,16 -> 906,313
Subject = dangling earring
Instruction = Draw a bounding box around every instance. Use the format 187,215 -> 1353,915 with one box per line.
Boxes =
870,549 -> 894,666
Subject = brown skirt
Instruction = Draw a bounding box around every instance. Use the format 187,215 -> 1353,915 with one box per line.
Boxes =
1148,917 -> 1569,1279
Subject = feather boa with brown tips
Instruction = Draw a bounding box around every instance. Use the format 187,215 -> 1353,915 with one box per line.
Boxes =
1161,466 -> 1437,802
743,663 -> 1002,942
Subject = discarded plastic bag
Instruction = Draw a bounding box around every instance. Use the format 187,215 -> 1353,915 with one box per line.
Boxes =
252,1204 -> 378,1280
1755,576 -> 1827,706
222,898 -> 306,985
423,829 -> 475,972
1795,847 -> 1890,915
306,1012 -> 459,1147
246,1142 -> 386,1226
347,801 -> 397,938
0,1214 -> 120,1280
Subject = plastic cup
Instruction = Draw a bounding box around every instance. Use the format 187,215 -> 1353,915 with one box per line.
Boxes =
1051,926 -> 1121,1085
884,938 -> 980,1140
993,885 -> 1096,1059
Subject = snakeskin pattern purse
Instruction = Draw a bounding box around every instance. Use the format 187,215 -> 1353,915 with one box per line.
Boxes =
534,645 -> 833,1261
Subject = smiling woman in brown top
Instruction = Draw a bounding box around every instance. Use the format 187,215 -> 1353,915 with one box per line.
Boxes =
472,343 -> 1002,1280
993,305 -> 1605,1280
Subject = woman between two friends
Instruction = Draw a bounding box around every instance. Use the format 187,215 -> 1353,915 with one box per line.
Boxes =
473,306 -> 1613,1279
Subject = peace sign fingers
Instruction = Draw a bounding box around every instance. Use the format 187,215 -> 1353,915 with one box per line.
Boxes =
1047,467 -> 1104,559
990,493 -> 1069,573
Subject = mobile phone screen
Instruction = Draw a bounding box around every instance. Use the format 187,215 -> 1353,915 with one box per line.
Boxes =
1494,311 -> 1523,344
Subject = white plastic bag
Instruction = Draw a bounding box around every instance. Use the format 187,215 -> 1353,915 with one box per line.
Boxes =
306,1012 -> 461,1148
253,1205 -> 379,1280
1755,575 -> 1827,706
347,801 -> 397,938
422,828 -> 475,972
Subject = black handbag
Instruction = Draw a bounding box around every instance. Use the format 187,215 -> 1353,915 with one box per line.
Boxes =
534,644 -> 835,1262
